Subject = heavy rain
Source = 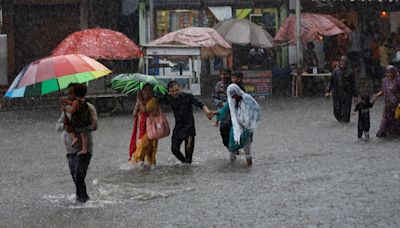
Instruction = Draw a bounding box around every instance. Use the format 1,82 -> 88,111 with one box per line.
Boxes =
1,0 -> 400,227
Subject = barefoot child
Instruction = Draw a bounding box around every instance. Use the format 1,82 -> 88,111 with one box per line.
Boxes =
62,83 -> 92,154
353,94 -> 375,140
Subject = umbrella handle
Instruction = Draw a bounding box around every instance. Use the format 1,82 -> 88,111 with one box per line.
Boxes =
57,80 -> 67,116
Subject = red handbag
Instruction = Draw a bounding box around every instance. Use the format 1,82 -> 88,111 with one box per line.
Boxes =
146,108 -> 170,139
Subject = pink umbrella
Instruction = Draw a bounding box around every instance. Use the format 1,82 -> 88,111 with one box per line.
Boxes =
52,28 -> 143,60
274,13 -> 351,45
148,27 -> 231,59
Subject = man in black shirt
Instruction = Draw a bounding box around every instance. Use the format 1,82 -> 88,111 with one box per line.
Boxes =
159,80 -> 212,163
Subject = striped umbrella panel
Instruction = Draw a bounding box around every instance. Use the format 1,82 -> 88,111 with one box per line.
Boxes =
5,54 -> 111,98
15,54 -> 110,89
5,70 -> 110,98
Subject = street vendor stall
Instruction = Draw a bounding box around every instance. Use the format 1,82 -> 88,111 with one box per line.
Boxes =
274,13 -> 351,97
143,27 -> 231,95
142,44 -> 202,95
214,19 -> 275,97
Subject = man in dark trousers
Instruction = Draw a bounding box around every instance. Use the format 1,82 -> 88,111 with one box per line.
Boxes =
159,80 -> 212,163
326,56 -> 358,123
57,83 -> 98,203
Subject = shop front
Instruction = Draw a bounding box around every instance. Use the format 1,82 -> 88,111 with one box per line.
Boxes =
147,0 -> 285,97
300,0 -> 400,94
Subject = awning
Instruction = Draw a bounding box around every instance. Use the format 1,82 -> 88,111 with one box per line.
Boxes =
208,6 -> 232,21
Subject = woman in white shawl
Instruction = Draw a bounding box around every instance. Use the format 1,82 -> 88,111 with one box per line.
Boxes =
214,83 -> 261,166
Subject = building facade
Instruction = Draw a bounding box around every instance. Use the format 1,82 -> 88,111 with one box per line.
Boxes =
2,0 -> 140,85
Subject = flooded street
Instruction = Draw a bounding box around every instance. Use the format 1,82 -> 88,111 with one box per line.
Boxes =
1,98 -> 400,227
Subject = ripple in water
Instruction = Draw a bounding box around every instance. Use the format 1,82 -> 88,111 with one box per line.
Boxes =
43,182 -> 195,208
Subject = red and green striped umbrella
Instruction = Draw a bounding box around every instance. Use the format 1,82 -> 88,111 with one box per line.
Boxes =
5,54 -> 111,98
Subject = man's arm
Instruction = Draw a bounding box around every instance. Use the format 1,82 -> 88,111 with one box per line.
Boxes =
156,94 -> 170,105
190,94 -> 213,119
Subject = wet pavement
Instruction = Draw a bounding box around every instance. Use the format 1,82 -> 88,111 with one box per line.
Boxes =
1,98 -> 400,227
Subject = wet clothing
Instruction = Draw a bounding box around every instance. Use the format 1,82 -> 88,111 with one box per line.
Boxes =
130,97 -> 160,164
57,103 -> 97,202
70,99 -> 92,131
217,102 -> 254,152
377,76 -> 400,137
216,84 -> 260,158
354,102 -> 373,138
171,135 -> 195,163
328,66 -> 357,123
219,107 -> 232,149
67,153 -> 91,202
218,83 -> 246,150
158,92 -> 205,163
159,92 -> 204,139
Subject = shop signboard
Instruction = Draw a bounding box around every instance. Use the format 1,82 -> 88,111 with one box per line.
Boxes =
242,70 -> 272,97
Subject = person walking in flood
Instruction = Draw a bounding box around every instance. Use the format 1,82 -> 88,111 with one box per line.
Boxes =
326,56 -> 358,123
211,84 -> 261,166
158,80 -> 213,164
353,94 -> 375,140
373,65 -> 400,138
129,83 -> 161,167
57,83 -> 98,203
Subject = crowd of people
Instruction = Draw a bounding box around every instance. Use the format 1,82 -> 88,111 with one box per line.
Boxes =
325,23 -> 400,89
325,55 -> 400,140
56,74 -> 261,203
56,56 -> 400,204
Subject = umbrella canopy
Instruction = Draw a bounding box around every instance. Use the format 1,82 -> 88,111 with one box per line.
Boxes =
147,27 -> 231,59
213,19 -> 275,48
111,73 -> 168,95
5,54 -> 111,98
52,28 -> 143,60
274,13 -> 351,45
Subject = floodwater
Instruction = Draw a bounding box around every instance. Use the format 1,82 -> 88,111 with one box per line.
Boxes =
1,98 -> 400,227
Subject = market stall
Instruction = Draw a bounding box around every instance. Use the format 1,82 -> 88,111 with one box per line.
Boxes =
142,44 -> 202,95
214,19 -> 276,97
144,27 -> 232,95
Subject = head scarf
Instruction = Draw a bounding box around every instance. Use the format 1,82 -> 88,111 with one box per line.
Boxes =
340,55 -> 348,63
386,65 -> 398,74
227,84 -> 261,144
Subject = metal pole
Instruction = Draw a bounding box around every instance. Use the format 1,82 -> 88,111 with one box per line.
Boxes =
295,0 -> 302,97
295,0 -> 301,68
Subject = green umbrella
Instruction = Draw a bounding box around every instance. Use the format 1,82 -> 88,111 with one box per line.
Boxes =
111,73 -> 168,95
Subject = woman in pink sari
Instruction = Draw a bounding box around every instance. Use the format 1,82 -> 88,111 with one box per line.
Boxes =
373,65 -> 400,138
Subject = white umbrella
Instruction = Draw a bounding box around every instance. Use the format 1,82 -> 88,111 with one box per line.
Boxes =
213,19 -> 275,48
